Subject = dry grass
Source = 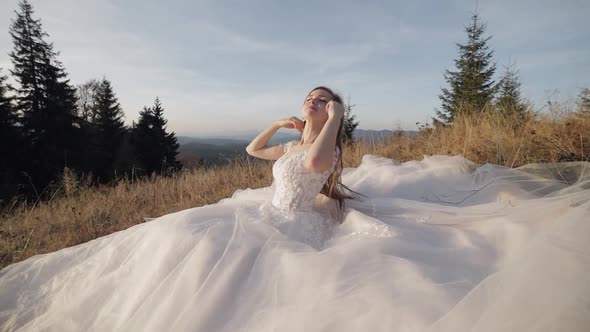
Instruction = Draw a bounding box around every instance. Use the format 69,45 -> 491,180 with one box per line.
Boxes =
1,105 -> 589,270
377,105 -> 590,167
0,157 -> 276,269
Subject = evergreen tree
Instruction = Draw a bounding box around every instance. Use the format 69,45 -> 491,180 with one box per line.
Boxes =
0,71 -> 17,142
132,106 -> 156,175
112,129 -> 137,179
92,78 -> 126,181
343,97 -> 359,145
436,12 -> 497,125
0,69 -> 24,203
132,98 -> 180,176
578,88 -> 590,113
9,0 -> 82,195
151,98 -> 181,172
495,64 -> 527,116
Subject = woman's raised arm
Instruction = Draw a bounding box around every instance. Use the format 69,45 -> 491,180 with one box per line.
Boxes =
304,101 -> 344,173
246,117 -> 303,160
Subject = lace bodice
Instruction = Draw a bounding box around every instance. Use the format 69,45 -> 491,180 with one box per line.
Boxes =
271,141 -> 340,213
254,140 -> 340,249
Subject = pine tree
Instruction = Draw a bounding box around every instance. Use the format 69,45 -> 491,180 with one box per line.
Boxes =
0,70 -> 18,146
436,12 -> 497,125
9,0 -> 81,195
0,69 -> 24,203
131,98 -> 180,176
150,98 -> 181,172
495,64 -> 527,116
132,106 -> 155,175
578,88 -> 590,113
343,97 -> 359,145
92,78 -> 126,181
112,129 -> 136,179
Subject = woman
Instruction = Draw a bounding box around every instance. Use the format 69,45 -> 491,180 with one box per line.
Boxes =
246,86 -> 361,223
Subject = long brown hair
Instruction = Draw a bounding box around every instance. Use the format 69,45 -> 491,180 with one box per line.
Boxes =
301,86 -> 365,223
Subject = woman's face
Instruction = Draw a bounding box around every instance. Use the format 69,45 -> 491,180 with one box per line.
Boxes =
301,89 -> 332,121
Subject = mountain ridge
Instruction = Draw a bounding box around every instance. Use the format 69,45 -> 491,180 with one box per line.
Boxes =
177,129 -> 418,167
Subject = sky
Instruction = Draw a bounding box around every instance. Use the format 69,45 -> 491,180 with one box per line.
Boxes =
0,0 -> 589,137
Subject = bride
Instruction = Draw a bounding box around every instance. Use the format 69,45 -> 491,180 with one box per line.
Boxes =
1,86 -> 588,332
246,85 -> 362,226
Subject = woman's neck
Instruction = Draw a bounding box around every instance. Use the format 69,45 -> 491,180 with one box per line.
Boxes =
301,120 -> 324,145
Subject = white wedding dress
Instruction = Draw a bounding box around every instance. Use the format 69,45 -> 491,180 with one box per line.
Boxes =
1,141 -> 589,332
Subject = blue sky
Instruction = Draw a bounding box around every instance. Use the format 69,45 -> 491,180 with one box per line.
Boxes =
0,0 -> 588,136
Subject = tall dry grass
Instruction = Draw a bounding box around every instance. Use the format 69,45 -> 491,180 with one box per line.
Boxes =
375,105 -> 590,167
0,157 -> 276,269
1,105 -> 589,270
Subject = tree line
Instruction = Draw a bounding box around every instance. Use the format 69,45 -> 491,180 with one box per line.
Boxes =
0,0 -> 180,205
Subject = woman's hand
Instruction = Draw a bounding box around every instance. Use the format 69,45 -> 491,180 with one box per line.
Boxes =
326,101 -> 345,121
275,116 -> 304,133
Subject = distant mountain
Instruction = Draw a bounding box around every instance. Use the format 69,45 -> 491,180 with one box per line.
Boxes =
177,136 -> 250,146
176,133 -> 300,168
354,129 -> 418,143
177,128 -> 417,168
354,129 -> 394,142
177,130 -> 299,146
177,140 -> 247,168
